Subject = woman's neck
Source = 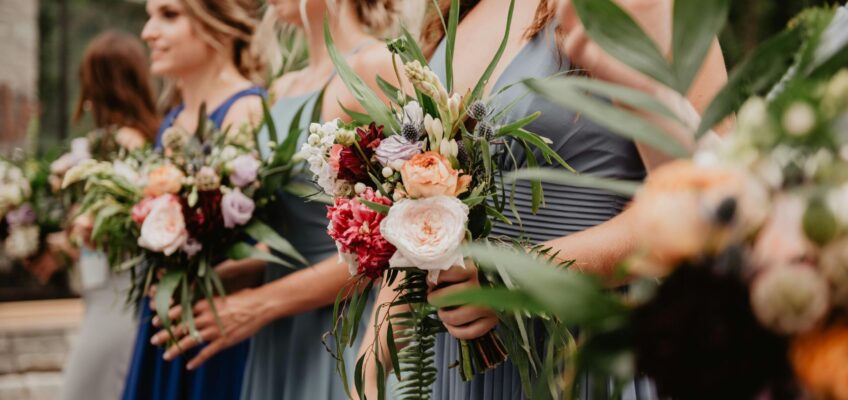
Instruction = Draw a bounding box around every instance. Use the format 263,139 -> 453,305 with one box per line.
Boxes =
304,2 -> 372,70
177,54 -> 250,114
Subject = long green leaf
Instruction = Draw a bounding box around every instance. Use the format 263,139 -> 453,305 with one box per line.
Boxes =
431,287 -> 549,314
154,270 -> 183,332
572,0 -> 675,89
507,168 -> 640,197
525,79 -> 689,158
805,7 -> 848,77
463,244 -> 626,326
497,112 -> 541,136
695,27 -> 803,137
531,77 -> 683,123
227,242 -> 298,269
324,19 -> 398,131
470,0 -> 516,101
445,0 -> 460,92
276,95 -> 310,163
261,98 -> 278,145
244,220 -> 307,266
671,0 -> 729,94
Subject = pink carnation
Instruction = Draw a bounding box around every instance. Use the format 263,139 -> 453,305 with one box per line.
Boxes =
329,144 -> 344,172
327,188 -> 395,279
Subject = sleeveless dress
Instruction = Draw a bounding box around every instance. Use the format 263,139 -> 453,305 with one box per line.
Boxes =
121,86 -> 266,400
242,51 -> 393,398
428,25 -> 657,400
60,248 -> 137,400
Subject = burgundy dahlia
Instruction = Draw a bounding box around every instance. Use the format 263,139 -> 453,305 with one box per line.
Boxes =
337,123 -> 384,182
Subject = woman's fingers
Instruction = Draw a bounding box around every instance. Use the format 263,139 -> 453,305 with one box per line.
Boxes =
151,304 -> 183,328
162,327 -> 220,361
186,337 -> 229,370
427,279 -> 477,305
437,305 -> 493,327
445,315 -> 499,340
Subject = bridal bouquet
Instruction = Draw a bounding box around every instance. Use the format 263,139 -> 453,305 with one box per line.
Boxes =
307,2 -> 572,396
0,157 -> 64,261
63,109 -> 306,334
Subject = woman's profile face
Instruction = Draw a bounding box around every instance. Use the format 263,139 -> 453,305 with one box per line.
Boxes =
269,0 -> 327,27
141,0 -> 211,77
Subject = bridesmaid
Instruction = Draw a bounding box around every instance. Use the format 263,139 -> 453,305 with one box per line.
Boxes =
55,30 -> 159,400
365,0 -> 728,398
147,0 -> 408,398
121,0 -> 267,399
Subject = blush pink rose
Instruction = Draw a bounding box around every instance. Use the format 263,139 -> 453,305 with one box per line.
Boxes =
131,197 -> 157,225
137,194 -> 188,256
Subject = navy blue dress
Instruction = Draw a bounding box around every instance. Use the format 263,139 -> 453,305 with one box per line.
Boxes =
122,86 -> 266,400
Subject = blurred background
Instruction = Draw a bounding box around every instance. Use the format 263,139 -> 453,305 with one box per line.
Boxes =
0,0 -> 835,398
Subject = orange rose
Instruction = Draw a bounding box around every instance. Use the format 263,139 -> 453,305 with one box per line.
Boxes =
144,164 -> 185,197
400,151 -> 471,198
791,325 -> 848,399
629,160 -> 764,276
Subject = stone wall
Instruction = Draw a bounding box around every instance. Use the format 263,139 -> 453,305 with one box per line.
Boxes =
0,0 -> 39,148
0,300 -> 82,400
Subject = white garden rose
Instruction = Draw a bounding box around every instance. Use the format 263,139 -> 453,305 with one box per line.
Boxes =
4,225 -> 40,259
137,194 -> 188,256
750,263 -> 829,334
380,195 -> 469,283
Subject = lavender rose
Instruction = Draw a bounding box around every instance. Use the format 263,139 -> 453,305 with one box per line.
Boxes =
221,189 -> 255,228
229,155 -> 261,187
375,135 -> 422,167
6,203 -> 36,226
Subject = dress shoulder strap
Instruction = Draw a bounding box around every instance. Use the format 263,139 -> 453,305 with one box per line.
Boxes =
208,86 -> 267,128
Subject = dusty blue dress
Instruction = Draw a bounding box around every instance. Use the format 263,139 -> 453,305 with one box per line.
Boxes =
428,25 -> 656,399
241,81 -> 386,398
122,86 -> 265,400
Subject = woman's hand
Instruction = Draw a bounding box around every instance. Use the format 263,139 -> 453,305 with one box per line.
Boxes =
427,262 -> 498,340
23,252 -> 61,284
561,0 -> 673,95
150,286 -> 273,370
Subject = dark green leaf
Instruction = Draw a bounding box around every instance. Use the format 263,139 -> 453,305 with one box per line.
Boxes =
695,26 -> 803,137
359,199 -> 391,214
244,220 -> 307,266
154,270 -> 183,331
572,0 -> 675,89
261,98 -> 278,144
226,242 -> 298,269
324,19 -> 399,131
496,112 -> 541,135
671,0 -> 729,94
445,0 -> 460,92
470,0 -> 516,101
386,321 -> 402,380
525,79 -> 689,158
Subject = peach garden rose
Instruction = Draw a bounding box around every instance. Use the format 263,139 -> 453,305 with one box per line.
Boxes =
144,164 -> 185,198
400,151 -> 471,199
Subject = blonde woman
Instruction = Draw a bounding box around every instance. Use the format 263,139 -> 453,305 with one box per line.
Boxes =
122,0 -> 267,399
145,0 -> 413,398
